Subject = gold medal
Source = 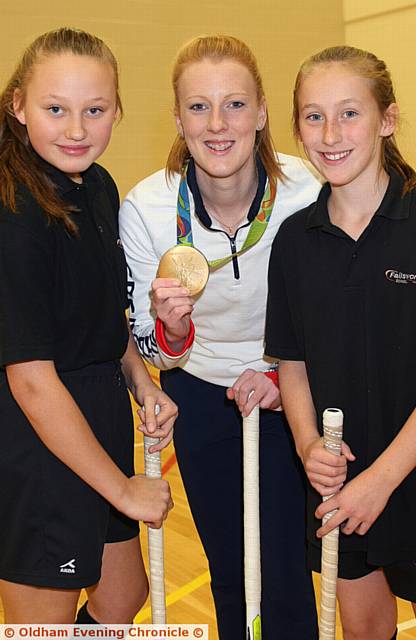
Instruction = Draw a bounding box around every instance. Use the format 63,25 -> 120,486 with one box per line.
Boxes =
157,245 -> 209,296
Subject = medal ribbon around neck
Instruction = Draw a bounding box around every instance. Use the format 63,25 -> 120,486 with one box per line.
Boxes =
176,163 -> 277,270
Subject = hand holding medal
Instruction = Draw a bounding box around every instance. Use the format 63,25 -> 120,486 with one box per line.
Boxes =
151,246 -> 209,350
157,245 -> 209,297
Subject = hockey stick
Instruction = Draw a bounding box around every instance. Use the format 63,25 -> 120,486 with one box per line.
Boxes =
144,424 -> 166,624
319,408 -> 344,640
243,404 -> 262,640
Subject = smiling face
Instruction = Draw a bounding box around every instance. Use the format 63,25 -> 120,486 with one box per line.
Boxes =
175,58 -> 266,184
296,62 -> 396,189
13,53 -> 118,182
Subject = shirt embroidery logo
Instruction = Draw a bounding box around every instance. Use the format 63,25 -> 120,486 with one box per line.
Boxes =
385,269 -> 416,284
59,558 -> 76,574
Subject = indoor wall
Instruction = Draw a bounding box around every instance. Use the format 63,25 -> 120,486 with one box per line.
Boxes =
1,0 -> 344,198
344,1 -> 416,167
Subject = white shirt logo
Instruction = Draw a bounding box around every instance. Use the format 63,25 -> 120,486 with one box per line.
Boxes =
60,558 -> 76,574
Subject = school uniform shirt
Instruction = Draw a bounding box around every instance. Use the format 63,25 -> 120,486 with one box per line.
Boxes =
119,153 -> 321,388
265,171 -> 416,565
0,163 -> 137,588
0,162 -> 129,374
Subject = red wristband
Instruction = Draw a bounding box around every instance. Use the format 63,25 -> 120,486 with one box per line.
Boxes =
155,318 -> 195,356
264,370 -> 279,387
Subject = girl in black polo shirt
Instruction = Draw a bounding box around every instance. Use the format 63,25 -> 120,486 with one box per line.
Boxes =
0,28 -> 176,623
266,47 -> 416,640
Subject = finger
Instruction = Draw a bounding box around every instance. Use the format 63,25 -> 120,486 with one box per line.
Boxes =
242,393 -> 260,417
142,400 -> 158,433
162,299 -> 194,314
316,511 -> 347,537
154,295 -> 193,315
150,421 -> 172,439
153,287 -> 191,303
226,387 -> 235,400
148,431 -> 173,452
313,483 -> 344,497
311,482 -> 341,496
258,388 -> 279,410
137,407 -> 146,425
240,381 -> 262,414
152,278 -> 182,290
307,463 -> 347,482
308,455 -> 348,472
315,497 -> 338,519
356,521 -> 370,536
155,404 -> 177,427
325,452 -> 350,466
340,518 -> 362,535
163,498 -> 173,519
138,424 -> 161,438
341,441 -> 356,461
308,469 -> 346,487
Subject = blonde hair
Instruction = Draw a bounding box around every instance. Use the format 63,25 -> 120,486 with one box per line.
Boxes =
166,35 -> 283,182
292,45 -> 416,192
0,27 -> 122,233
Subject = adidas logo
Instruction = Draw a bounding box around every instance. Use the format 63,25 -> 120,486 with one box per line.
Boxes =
60,558 -> 76,574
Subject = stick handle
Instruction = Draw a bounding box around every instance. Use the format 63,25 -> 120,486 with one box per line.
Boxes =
144,436 -> 166,624
319,408 -> 344,640
243,405 -> 262,640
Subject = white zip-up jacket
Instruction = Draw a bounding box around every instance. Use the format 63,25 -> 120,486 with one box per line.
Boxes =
119,153 -> 321,387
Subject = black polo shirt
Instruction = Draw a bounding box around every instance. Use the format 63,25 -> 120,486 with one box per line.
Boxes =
0,163 -> 129,373
265,171 -> 416,564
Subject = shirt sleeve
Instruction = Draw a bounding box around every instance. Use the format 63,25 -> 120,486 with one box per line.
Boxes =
265,224 -> 304,361
119,195 -> 192,370
0,214 -> 55,366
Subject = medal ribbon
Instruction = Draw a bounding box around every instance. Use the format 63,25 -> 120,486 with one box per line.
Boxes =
176,163 -> 277,269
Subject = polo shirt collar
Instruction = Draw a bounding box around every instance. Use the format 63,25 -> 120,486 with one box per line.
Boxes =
306,170 -> 410,231
38,156 -> 100,195
186,155 -> 267,229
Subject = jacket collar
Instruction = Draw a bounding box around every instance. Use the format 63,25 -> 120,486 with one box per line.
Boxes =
186,156 -> 267,229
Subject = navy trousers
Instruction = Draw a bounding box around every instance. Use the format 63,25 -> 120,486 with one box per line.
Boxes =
161,368 -> 318,640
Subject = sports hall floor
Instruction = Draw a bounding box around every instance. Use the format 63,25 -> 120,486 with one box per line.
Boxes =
131,435 -> 416,639
1,376 -> 415,639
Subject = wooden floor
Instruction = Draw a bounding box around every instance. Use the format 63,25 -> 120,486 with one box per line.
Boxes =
0,385 -> 415,639
129,373 -> 416,639
132,435 -> 416,639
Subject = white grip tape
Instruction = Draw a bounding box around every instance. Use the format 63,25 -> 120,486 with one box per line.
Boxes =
319,408 -> 343,640
143,403 -> 166,624
243,404 -> 261,635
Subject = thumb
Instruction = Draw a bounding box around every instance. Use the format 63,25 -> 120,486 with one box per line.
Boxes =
226,387 -> 234,400
341,441 -> 356,461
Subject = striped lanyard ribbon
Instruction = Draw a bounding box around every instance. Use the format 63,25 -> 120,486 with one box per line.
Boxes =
176,163 -> 277,269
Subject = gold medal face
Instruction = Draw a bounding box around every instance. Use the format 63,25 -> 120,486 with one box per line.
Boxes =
158,245 -> 209,296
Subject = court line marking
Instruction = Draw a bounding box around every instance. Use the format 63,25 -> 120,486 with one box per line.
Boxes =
398,617 -> 416,631
134,570 -> 211,622
133,443 -> 416,631
162,452 -> 177,476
